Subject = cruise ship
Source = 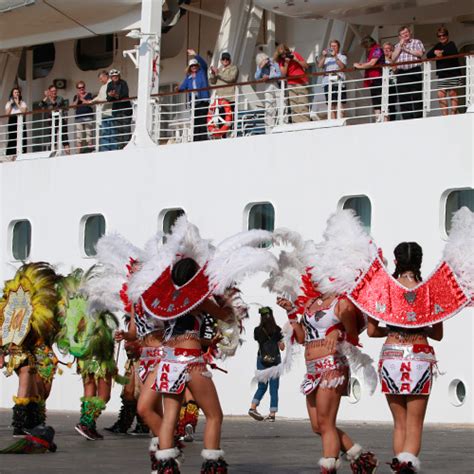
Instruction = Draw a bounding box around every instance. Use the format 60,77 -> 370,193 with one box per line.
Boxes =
0,0 -> 473,424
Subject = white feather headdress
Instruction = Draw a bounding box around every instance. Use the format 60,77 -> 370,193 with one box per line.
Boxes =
128,215 -> 278,303
262,228 -> 316,301
311,210 -> 377,295
84,232 -> 146,313
443,206 -> 474,299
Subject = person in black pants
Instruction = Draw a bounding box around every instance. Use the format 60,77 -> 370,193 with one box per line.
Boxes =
5,87 -> 27,156
248,307 -> 285,422
392,26 -> 425,120
177,49 -> 211,141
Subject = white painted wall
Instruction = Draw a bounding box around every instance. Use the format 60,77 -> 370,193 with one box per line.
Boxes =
0,113 -> 472,422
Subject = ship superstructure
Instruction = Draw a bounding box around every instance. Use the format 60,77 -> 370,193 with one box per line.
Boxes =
0,0 -> 473,423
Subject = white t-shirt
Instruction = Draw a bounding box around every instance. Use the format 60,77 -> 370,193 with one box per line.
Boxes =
5,100 -> 27,114
322,54 -> 347,85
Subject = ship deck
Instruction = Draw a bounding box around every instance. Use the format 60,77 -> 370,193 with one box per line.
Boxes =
0,410 -> 472,473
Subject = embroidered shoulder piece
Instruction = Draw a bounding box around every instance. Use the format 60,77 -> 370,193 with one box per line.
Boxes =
348,257 -> 469,328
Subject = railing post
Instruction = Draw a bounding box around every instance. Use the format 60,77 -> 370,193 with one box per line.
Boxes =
153,98 -> 160,143
466,55 -> 474,109
277,80 -> 286,125
422,61 -> 432,117
16,114 -> 24,156
58,111 -> 63,153
336,79 -> 342,120
51,111 -> 59,153
233,86 -> 239,137
327,76 -> 333,119
381,66 -> 390,121
190,93 -> 196,142
95,105 -> 102,152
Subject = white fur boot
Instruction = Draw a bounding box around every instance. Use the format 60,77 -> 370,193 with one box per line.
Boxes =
397,452 -> 421,472
318,457 -> 341,473
149,437 -> 159,474
201,449 -> 228,473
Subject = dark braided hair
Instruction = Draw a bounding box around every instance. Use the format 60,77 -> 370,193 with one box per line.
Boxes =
171,257 -> 199,286
392,242 -> 423,282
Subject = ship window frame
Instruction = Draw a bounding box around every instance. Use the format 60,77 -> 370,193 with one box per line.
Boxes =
10,219 -> 32,262
75,34 -> 116,72
338,195 -> 372,232
245,202 -> 275,233
81,213 -> 106,258
441,187 -> 474,239
18,43 -> 56,81
159,208 -> 186,235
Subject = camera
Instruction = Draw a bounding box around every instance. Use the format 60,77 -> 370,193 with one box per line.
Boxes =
328,48 -> 334,55
286,53 -> 294,60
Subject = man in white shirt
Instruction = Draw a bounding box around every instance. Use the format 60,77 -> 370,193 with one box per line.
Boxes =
90,70 -> 113,151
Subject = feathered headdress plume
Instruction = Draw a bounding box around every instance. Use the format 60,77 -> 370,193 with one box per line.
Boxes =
443,206 -> 474,301
311,210 -> 377,295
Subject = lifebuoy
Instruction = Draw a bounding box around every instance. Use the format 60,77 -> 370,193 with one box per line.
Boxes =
207,98 -> 233,139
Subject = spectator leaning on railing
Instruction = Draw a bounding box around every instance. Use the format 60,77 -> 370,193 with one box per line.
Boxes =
177,49 -> 210,142
426,27 -> 461,116
209,51 -> 239,105
391,26 -> 425,120
275,44 -> 310,123
89,70 -> 113,151
106,69 -> 132,150
318,39 -> 347,119
39,84 -> 70,155
354,36 -> 385,122
4,87 -> 27,157
255,52 -> 282,132
72,81 -> 94,153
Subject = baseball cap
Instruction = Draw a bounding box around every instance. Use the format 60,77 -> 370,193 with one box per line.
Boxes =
188,58 -> 199,67
109,69 -> 120,76
221,52 -> 231,61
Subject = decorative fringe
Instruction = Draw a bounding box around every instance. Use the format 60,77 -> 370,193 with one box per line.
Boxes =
443,207 -> 474,300
320,376 -> 346,389
338,341 -> 378,395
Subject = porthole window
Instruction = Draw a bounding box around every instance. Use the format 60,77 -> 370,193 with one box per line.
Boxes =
341,195 -> 372,232
247,202 -> 275,231
83,214 -> 106,257
11,220 -> 32,261
75,34 -> 115,71
18,43 -> 55,81
161,208 -> 185,234
348,377 -> 362,404
448,379 -> 467,407
444,188 -> 474,235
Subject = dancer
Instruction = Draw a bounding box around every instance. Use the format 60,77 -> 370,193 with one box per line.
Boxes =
86,233 -> 164,472
56,268 -> 123,441
105,314 -> 149,435
127,216 -> 276,473
347,208 -> 474,473
265,227 -> 379,474
0,263 -> 60,437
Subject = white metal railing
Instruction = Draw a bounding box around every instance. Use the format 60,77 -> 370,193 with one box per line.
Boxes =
0,54 -> 473,160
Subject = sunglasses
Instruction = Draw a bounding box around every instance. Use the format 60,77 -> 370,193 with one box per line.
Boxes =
438,34 -> 447,38
77,86 -> 85,89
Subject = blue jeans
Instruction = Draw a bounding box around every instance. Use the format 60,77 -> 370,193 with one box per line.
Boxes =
251,357 -> 280,413
99,117 -> 116,151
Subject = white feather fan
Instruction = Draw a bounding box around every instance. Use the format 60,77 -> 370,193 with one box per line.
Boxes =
443,206 -> 474,298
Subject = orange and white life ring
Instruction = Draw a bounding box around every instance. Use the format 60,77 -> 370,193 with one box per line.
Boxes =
206,98 -> 233,139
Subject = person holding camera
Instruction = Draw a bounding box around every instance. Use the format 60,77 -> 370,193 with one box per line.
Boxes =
248,307 -> 285,422
274,43 -> 310,123
318,40 -> 347,119
4,87 -> 27,157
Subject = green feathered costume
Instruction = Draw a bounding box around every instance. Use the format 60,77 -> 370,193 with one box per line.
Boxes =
56,268 -> 126,432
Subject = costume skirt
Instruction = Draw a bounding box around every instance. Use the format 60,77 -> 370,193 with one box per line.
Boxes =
300,353 -> 349,396
138,346 -> 164,383
153,347 -> 207,395
379,343 -> 436,395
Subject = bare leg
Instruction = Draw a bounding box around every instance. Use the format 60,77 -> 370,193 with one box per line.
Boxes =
448,89 -> 459,114
159,393 -> 184,449
403,395 -> 429,456
437,89 -> 448,116
17,366 -> 37,398
137,367 -> 163,436
187,370 -> 223,449
83,375 -> 98,398
386,394 -> 407,455
306,392 -> 353,452
315,388 -> 342,458
97,375 -> 112,403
